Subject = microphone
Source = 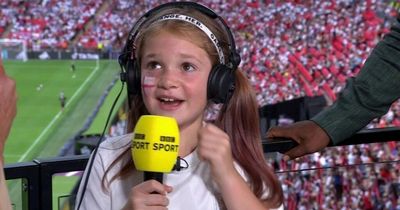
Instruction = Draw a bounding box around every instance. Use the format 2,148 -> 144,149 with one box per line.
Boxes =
131,115 -> 180,183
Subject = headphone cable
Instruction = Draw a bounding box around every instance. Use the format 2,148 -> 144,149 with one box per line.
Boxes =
76,79 -> 125,209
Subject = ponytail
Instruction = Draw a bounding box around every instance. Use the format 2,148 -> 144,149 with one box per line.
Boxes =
216,69 -> 283,208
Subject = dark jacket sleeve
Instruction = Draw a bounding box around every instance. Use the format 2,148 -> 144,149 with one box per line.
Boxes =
311,17 -> 400,145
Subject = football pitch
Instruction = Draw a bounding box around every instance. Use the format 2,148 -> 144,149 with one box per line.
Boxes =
3,59 -> 125,209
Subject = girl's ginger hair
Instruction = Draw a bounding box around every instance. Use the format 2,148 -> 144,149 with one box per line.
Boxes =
102,6 -> 283,208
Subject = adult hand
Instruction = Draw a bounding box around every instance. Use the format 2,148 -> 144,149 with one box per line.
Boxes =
0,57 -> 17,162
123,180 -> 172,210
266,120 -> 331,160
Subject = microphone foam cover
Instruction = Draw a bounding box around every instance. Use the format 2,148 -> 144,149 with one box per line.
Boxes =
132,115 -> 180,173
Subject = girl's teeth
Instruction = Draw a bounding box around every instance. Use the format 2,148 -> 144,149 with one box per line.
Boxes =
162,98 -> 174,102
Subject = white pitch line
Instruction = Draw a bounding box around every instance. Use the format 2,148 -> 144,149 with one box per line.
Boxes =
18,64 -> 99,162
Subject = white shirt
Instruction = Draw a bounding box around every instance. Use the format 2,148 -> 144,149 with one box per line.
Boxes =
75,134 -> 283,210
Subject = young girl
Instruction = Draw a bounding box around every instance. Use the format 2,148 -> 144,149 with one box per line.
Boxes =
75,2 -> 283,210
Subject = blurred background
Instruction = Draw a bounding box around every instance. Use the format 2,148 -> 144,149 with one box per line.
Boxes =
1,0 -> 400,209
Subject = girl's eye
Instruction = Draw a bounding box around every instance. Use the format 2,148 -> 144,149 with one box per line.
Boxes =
147,61 -> 162,70
182,62 -> 196,72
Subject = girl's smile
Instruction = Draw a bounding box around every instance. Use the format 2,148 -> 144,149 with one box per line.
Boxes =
140,31 -> 212,128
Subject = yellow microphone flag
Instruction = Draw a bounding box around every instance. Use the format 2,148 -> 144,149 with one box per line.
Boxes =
132,115 -> 180,173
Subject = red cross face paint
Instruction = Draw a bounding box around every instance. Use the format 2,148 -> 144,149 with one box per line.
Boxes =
142,76 -> 156,96
143,76 -> 156,87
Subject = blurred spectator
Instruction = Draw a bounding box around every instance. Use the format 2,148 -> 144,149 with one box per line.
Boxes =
2,1 -> 400,208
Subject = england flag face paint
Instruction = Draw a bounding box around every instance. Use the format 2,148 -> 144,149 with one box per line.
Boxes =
143,76 -> 155,87
142,76 -> 155,96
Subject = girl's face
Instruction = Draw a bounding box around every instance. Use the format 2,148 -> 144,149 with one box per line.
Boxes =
140,31 -> 212,129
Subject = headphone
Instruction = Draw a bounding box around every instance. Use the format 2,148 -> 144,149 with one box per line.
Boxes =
119,1 -> 241,105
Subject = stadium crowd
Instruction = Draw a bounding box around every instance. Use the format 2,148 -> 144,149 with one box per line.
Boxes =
1,0 -> 101,49
271,140 -> 400,209
2,0 -> 398,125
2,0 -> 400,209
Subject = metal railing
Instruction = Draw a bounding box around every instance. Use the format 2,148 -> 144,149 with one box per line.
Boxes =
262,127 -> 400,153
5,127 -> 400,210
5,155 -> 89,210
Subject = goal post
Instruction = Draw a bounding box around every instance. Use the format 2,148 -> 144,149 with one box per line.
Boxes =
0,38 -> 28,61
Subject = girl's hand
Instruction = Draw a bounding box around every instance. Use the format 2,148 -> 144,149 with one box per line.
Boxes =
198,122 -> 271,210
123,180 -> 172,210
197,122 -> 236,184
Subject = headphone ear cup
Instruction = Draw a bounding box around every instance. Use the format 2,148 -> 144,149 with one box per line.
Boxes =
207,64 -> 235,104
126,58 -> 142,96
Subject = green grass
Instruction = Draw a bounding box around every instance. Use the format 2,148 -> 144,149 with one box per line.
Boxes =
3,59 -> 124,210
3,59 -> 121,162
83,80 -> 126,136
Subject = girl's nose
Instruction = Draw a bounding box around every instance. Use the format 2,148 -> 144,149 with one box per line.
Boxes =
157,68 -> 178,89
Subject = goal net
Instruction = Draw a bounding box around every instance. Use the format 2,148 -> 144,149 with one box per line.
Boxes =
0,39 -> 28,61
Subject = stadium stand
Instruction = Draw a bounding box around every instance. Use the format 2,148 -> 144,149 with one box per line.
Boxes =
1,0 -> 398,118
2,0 -> 400,209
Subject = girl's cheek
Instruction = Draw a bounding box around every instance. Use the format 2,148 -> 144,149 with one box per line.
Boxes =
142,76 -> 156,96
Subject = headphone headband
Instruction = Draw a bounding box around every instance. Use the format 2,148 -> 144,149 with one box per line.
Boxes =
154,13 -> 225,64
122,1 -> 240,69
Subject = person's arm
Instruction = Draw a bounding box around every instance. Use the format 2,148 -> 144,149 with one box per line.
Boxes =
267,17 -> 400,159
0,57 -> 17,210
313,17 -> 400,145
0,58 -> 17,161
